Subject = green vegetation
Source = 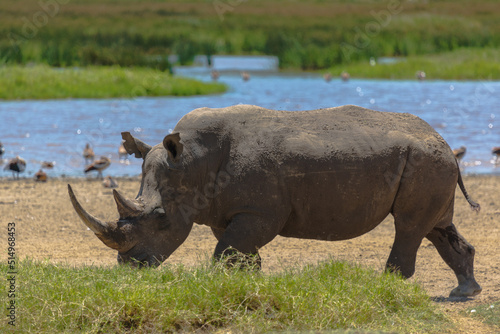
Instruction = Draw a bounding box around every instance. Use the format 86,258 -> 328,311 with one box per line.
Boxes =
0,65 -> 226,99
2,259 -> 452,333
326,48 -> 500,80
467,302 -> 500,329
1,0 -> 500,73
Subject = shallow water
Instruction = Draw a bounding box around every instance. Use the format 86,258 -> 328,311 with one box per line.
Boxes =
1,70 -> 499,178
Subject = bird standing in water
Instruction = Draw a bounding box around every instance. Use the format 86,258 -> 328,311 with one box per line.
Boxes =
241,71 -> 250,81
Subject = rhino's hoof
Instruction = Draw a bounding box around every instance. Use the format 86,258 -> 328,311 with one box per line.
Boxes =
449,282 -> 482,298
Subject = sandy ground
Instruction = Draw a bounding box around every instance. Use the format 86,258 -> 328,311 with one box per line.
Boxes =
0,175 -> 498,331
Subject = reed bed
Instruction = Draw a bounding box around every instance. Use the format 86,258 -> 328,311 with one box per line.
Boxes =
1,0 -> 500,72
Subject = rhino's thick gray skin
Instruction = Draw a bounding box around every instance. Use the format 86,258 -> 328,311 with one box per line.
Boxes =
68,104 -> 482,297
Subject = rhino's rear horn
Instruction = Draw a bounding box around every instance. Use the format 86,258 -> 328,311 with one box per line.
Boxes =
113,189 -> 144,219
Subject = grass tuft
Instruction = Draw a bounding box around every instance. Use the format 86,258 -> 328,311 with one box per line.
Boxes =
0,258 -> 452,333
467,301 -> 500,329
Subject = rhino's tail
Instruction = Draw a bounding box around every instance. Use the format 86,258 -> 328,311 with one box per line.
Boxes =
457,163 -> 481,212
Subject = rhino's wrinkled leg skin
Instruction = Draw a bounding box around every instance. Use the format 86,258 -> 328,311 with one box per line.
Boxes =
426,224 -> 482,298
213,213 -> 280,270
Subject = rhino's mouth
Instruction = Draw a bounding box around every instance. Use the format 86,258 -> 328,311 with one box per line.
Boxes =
117,245 -> 163,268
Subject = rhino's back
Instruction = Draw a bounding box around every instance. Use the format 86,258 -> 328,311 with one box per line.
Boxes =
176,104 -> 450,162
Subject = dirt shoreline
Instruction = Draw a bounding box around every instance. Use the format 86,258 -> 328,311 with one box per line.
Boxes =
0,175 -> 498,328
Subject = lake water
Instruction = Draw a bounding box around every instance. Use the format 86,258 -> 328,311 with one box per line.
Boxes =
1,69 -> 499,178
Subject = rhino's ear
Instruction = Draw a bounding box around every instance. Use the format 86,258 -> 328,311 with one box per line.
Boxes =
163,132 -> 184,162
121,132 -> 152,159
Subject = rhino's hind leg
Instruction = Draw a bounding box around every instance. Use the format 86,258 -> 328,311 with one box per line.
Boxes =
426,224 -> 482,297
385,230 -> 424,279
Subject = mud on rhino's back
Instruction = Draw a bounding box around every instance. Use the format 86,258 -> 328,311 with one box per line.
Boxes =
175,104 -> 450,162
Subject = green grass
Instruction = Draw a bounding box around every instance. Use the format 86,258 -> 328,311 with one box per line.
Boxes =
1,0 -> 500,72
467,302 -> 500,329
1,258 -> 451,333
0,65 -> 226,100
326,48 -> 500,80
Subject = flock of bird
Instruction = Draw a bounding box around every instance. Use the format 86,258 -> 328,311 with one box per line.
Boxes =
209,70 -> 426,83
80,142 -> 120,187
0,70 -> 422,178
210,70 -> 251,82
1,139 -> 500,184
1,141 -> 125,188
451,145 -> 500,165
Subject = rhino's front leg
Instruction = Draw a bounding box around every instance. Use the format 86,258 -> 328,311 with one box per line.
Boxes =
213,213 -> 281,269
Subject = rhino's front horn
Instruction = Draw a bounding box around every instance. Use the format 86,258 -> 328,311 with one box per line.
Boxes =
113,189 -> 144,219
68,184 -> 110,235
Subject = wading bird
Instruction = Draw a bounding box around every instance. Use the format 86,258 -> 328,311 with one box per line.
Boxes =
493,146 -> 500,164
118,143 -> 128,160
41,161 -> 55,169
102,175 -> 118,188
453,146 -> 467,162
4,156 -> 26,180
241,71 -> 250,81
211,70 -> 220,81
35,169 -> 47,182
83,143 -> 95,165
84,156 -> 110,179
341,71 -> 350,82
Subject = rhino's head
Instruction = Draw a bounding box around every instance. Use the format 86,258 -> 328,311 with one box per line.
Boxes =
68,132 -> 193,267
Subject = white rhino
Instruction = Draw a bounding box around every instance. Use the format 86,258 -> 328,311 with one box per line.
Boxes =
69,104 -> 482,297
